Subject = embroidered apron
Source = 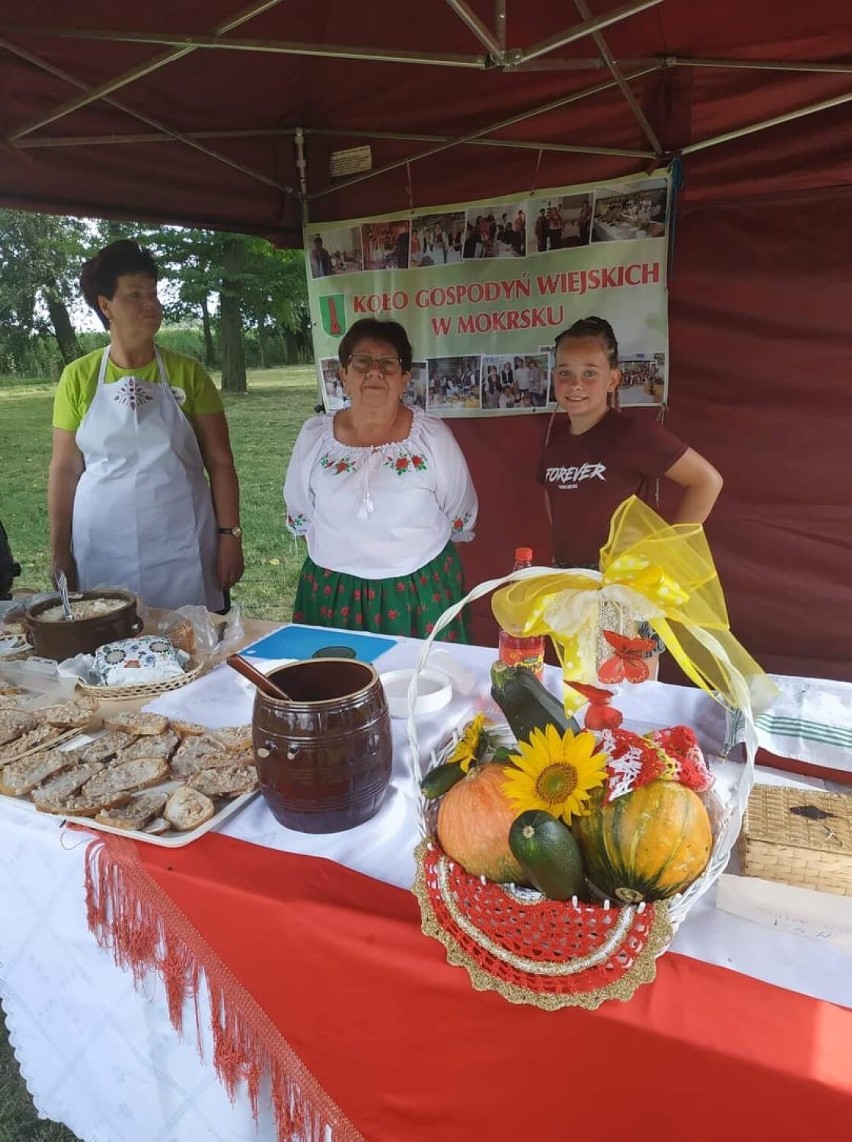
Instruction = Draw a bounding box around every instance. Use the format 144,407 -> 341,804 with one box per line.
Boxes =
72,347 -> 223,611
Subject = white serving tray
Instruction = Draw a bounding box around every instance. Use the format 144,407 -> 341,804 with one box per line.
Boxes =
0,730 -> 259,848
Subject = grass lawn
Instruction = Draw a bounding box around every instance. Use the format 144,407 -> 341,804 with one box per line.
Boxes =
0,364 -> 318,1140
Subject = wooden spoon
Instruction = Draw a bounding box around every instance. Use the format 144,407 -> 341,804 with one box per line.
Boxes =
226,654 -> 291,701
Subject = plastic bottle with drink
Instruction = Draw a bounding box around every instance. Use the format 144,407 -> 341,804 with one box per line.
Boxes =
497,547 -> 546,679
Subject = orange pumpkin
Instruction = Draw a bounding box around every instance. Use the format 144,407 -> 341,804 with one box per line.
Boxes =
437,763 -> 525,884
572,780 -> 712,903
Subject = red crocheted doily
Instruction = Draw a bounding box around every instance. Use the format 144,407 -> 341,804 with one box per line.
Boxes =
417,841 -> 672,1004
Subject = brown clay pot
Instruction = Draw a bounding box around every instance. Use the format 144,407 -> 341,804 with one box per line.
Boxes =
252,658 -> 393,834
26,589 -> 141,660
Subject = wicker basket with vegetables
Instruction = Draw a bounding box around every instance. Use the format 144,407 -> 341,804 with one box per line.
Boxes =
409,497 -> 775,1009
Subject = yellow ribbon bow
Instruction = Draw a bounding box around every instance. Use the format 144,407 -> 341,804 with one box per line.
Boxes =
492,496 -> 775,714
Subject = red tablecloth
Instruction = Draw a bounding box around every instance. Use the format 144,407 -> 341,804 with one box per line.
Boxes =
86,830 -> 852,1142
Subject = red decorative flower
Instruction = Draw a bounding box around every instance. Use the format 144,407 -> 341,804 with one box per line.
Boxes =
432,592 -> 442,603
452,517 -> 464,531
367,588 -> 376,600
353,589 -> 361,600
420,574 -> 429,585
387,609 -> 398,620
395,581 -> 406,592
355,614 -> 363,624
323,585 -> 332,596
395,457 -> 409,472
339,606 -> 350,618
411,455 -> 426,470
335,460 -> 349,474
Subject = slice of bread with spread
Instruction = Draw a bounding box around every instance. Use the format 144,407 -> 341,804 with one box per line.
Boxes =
164,785 -> 215,831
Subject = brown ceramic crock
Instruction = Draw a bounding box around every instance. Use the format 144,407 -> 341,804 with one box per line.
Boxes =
252,658 -> 393,834
25,588 -> 141,660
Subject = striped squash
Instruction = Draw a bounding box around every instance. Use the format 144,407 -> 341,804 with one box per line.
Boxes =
572,781 -> 712,903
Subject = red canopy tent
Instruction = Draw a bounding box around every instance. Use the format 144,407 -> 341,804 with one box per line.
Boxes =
2,1 -> 850,678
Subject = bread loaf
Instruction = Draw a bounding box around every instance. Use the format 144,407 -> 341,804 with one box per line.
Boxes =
0,747 -> 82,796
164,786 -> 215,831
37,695 -> 98,728
78,730 -> 139,765
31,762 -> 106,811
79,756 -> 169,803
211,725 -> 253,754
96,791 -> 169,831
2,723 -> 64,760
0,709 -> 37,748
186,765 -> 257,798
113,730 -> 178,764
102,711 -> 170,736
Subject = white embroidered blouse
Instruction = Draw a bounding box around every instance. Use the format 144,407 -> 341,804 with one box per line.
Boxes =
283,407 -> 478,578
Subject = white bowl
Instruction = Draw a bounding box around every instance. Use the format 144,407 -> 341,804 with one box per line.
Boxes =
380,668 -> 452,719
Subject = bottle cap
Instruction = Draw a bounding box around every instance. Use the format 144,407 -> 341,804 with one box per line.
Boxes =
514,546 -> 533,563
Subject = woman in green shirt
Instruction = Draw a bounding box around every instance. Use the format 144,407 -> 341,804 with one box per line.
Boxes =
48,239 -> 243,611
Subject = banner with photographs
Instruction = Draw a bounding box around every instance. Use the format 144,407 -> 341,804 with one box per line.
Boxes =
306,172 -> 670,417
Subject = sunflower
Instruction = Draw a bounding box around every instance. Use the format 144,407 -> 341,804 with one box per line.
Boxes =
447,713 -> 489,773
502,724 -> 608,824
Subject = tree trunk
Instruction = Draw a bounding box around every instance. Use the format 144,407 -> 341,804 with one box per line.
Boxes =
44,282 -> 81,364
219,239 -> 246,394
200,295 -> 216,368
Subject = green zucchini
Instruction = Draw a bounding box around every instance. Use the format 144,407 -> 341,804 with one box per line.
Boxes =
490,662 -> 580,744
420,760 -> 466,800
508,810 -> 587,901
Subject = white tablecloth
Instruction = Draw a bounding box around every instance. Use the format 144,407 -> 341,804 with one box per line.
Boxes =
2,635 -> 851,1141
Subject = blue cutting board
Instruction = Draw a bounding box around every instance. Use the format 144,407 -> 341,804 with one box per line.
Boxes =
240,625 -> 398,664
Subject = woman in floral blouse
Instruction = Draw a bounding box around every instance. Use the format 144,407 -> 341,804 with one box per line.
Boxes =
283,318 -> 478,640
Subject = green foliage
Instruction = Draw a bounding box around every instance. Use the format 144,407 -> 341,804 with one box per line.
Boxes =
1,213 -> 312,382
0,209 -> 88,373
96,221 -> 313,368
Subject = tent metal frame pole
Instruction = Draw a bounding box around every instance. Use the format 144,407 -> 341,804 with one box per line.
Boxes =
294,125 -> 309,225
0,24 -> 484,69
670,56 -> 852,77
13,122 -> 655,160
0,38 -> 295,195
0,0 -> 659,75
309,66 -> 658,200
495,0 -> 507,53
514,0 -> 663,66
5,0 -> 287,143
445,0 -> 503,59
573,0 -> 662,155
681,88 -> 852,154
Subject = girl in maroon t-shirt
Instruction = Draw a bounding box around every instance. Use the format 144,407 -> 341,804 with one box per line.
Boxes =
539,316 -> 723,568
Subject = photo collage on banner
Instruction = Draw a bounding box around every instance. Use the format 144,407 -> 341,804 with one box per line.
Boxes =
307,173 -> 671,417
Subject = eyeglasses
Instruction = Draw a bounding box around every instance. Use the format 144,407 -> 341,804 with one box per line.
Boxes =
346,353 -> 403,376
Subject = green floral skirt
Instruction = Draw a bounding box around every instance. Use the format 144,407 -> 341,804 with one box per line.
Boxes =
292,542 -> 470,642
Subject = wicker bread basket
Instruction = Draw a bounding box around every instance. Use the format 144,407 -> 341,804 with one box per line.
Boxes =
77,658 -> 205,702
739,785 -> 852,897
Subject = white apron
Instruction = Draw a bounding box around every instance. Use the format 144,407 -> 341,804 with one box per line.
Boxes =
72,347 -> 223,611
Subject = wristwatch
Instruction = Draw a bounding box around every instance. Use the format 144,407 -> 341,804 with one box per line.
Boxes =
218,526 -> 243,538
